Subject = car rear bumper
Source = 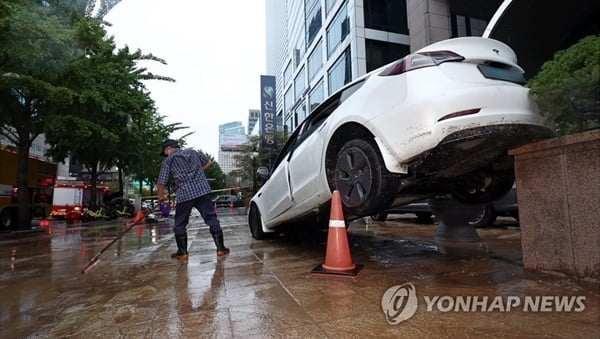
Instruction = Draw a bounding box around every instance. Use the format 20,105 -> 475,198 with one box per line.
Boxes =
408,124 -> 555,177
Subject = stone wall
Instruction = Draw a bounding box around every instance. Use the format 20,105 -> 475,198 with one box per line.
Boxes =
509,129 -> 599,281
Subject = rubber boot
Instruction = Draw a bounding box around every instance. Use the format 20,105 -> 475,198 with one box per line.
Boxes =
211,231 -> 230,256
171,233 -> 188,260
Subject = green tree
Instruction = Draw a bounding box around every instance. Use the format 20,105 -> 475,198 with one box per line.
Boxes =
122,114 -> 183,197
528,35 -> 600,135
199,150 -> 226,191
44,15 -> 175,205
230,133 -> 287,195
0,0 -> 78,228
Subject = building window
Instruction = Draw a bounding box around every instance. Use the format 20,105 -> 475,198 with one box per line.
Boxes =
305,0 -> 322,47
294,66 -> 306,100
308,41 -> 323,82
325,0 -> 336,16
284,87 -> 293,115
364,0 -> 408,35
365,39 -> 410,72
308,79 -> 324,112
284,62 -> 292,86
294,99 -> 308,127
328,47 -> 351,95
326,1 -> 349,57
277,111 -> 284,133
284,112 -> 293,137
451,14 -> 488,37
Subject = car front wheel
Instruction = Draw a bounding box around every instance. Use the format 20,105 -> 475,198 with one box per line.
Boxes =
332,138 -> 397,217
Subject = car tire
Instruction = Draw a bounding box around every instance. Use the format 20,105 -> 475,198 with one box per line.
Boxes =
468,204 -> 497,228
370,212 -> 388,221
332,138 -> 398,217
450,170 -> 515,204
248,205 -> 269,240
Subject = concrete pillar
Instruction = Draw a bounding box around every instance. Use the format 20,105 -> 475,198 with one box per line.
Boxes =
406,0 -> 452,51
509,130 -> 600,282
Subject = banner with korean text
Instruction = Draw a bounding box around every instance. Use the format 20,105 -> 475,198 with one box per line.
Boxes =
260,75 -> 277,149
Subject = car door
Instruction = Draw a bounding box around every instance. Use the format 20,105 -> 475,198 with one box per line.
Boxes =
258,133 -> 299,224
285,91 -> 346,213
286,115 -> 330,212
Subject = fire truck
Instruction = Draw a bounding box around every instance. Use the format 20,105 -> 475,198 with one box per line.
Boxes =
0,147 -> 56,229
50,179 -> 110,223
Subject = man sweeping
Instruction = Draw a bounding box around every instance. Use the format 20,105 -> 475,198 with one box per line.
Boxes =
157,139 -> 230,260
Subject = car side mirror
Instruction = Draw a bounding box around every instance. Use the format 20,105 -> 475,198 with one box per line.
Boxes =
256,166 -> 270,180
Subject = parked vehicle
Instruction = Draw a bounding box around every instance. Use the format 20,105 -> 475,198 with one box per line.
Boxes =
248,37 -> 553,240
212,195 -> 241,208
469,183 -> 518,228
370,184 -> 518,228
370,200 -> 433,223
50,181 -> 110,223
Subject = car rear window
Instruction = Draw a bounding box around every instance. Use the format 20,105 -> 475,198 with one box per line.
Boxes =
477,63 -> 526,85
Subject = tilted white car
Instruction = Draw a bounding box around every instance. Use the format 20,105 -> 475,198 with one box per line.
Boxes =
248,37 -> 554,239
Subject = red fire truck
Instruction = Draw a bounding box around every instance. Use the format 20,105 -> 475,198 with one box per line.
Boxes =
50,179 -> 110,223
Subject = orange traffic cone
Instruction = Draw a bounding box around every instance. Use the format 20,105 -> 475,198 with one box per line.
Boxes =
311,190 -> 364,278
229,201 -> 234,212
214,202 -> 218,213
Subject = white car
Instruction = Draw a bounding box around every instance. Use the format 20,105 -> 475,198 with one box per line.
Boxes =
248,37 -> 553,239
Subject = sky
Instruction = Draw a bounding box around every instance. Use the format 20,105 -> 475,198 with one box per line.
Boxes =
103,0 -> 266,158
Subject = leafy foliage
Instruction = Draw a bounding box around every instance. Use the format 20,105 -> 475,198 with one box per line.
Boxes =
0,0 -> 183,226
528,35 -> 600,135
230,133 -> 288,195
0,0 -> 80,227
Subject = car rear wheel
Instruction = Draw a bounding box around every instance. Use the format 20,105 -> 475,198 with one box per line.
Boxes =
332,138 -> 397,217
248,205 -> 269,240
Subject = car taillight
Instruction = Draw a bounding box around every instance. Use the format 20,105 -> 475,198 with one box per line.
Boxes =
379,50 -> 464,76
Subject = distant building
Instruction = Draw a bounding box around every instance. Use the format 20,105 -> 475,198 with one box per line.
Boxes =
218,121 -> 248,175
248,109 -> 260,135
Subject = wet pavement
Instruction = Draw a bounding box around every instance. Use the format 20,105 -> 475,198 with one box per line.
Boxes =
0,212 -> 598,338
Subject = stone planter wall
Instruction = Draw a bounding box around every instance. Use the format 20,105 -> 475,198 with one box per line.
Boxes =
508,129 -> 599,281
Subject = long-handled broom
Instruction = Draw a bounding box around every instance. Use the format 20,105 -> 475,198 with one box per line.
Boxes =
81,209 -> 145,274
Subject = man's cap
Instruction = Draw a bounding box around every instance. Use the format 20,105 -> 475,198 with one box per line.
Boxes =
160,139 -> 179,156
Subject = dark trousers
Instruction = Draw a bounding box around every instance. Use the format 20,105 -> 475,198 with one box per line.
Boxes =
173,194 -> 221,235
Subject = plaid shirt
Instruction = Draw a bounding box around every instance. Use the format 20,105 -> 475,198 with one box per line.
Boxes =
158,148 -> 212,203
